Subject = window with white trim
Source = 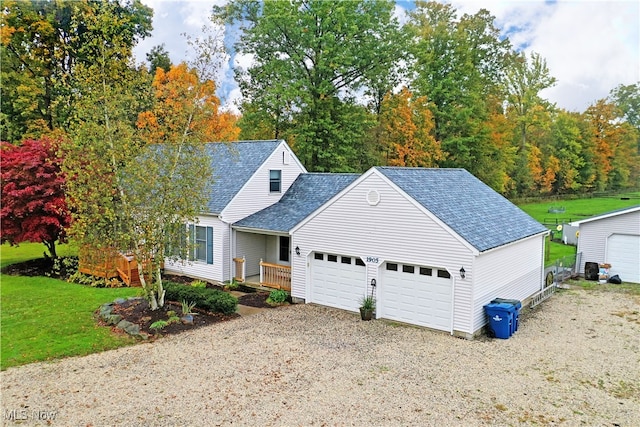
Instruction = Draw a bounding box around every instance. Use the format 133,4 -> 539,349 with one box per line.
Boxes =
270,170 -> 282,192
189,225 -> 213,264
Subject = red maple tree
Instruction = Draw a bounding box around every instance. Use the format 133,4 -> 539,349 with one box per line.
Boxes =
1,138 -> 71,258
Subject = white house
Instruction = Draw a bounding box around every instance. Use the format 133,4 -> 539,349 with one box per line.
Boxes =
164,140 -> 306,282
571,206 -> 640,284
228,162 -> 548,338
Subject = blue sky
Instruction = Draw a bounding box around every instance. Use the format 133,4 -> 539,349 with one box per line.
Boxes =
133,0 -> 640,113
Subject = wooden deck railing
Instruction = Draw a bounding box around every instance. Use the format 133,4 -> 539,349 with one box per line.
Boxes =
116,253 -> 141,287
259,260 -> 291,291
233,257 -> 246,283
78,246 -> 118,279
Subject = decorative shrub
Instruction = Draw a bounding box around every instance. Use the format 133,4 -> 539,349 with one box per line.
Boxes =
266,289 -> 288,305
150,320 -> 168,331
164,281 -> 237,315
224,278 -> 239,291
191,280 -> 207,288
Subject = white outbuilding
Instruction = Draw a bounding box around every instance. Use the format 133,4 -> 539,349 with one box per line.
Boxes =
572,206 -> 640,284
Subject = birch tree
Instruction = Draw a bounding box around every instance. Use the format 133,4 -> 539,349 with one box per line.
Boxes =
63,19 -> 223,309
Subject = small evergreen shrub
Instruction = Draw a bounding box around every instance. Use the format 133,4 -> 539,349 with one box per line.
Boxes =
266,289 -> 288,305
164,281 -> 237,315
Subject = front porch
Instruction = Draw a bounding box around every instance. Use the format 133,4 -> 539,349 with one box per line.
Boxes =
233,257 -> 291,291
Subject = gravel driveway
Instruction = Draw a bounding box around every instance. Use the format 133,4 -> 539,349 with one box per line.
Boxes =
2,287 -> 639,426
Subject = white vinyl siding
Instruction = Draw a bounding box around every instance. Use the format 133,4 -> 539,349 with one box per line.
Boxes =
164,216 -> 229,282
222,142 -> 305,223
235,232 -> 266,277
576,210 -> 640,277
472,234 -> 545,332
292,172 -> 475,334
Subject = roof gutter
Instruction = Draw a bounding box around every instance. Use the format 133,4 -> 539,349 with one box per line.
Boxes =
231,225 -> 290,236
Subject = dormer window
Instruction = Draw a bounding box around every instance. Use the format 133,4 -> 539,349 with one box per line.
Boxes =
270,170 -> 281,192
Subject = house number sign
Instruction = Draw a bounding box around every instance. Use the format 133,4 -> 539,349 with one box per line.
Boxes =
366,257 -> 379,263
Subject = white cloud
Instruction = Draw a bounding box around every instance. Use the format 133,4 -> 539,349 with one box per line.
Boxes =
451,0 -> 640,111
135,0 -> 640,113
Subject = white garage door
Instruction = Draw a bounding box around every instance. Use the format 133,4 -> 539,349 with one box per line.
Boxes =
607,234 -> 640,284
381,262 -> 452,331
310,253 -> 367,312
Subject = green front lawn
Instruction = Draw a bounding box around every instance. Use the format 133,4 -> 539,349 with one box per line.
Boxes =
1,243 -> 139,370
0,241 -> 78,269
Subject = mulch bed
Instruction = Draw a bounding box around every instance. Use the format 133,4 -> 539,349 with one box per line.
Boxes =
237,291 -> 276,308
1,258 -> 54,276
5,258 -> 279,337
109,298 -> 239,336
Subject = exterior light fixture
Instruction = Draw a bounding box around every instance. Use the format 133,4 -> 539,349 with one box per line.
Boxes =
371,278 -> 377,287
459,267 -> 466,279
295,246 -> 300,256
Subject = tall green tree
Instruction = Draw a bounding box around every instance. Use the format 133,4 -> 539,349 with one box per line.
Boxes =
214,0 -> 403,172
407,2 -> 512,182
0,0 -> 152,143
504,52 -> 557,151
146,44 -> 172,75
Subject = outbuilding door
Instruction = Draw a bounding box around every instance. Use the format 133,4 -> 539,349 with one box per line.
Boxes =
380,262 -> 453,331
310,252 -> 367,312
607,234 -> 640,283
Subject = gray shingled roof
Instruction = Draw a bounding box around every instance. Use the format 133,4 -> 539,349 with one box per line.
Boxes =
205,140 -> 282,214
234,173 -> 359,232
570,205 -> 640,226
377,167 -> 547,252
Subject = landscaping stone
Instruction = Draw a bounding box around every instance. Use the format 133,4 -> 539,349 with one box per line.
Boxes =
106,314 -> 122,325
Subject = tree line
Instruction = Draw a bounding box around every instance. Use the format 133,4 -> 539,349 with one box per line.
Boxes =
3,1 -> 639,199
214,0 -> 640,196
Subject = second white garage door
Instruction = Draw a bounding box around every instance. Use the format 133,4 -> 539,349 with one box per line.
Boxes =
607,234 -> 640,284
380,262 -> 453,331
310,253 -> 367,312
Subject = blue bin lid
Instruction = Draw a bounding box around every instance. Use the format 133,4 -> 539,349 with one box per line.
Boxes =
485,302 -> 516,313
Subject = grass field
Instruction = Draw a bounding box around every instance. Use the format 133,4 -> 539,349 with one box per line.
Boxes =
517,192 -> 640,267
1,243 -> 139,370
518,192 -> 640,224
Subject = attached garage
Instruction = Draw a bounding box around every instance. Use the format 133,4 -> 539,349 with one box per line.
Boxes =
573,206 -> 640,284
291,167 -> 548,338
380,262 -> 452,331
310,253 -> 366,312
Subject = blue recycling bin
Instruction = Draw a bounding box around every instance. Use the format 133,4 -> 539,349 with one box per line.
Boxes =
484,303 -> 514,339
491,298 -> 522,333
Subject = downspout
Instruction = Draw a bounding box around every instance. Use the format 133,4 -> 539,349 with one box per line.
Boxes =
450,275 -> 456,336
541,232 -> 548,290
229,222 -> 233,283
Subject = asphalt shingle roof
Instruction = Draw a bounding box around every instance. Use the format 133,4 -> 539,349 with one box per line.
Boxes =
234,173 -> 359,232
205,140 -> 282,214
377,167 -> 547,252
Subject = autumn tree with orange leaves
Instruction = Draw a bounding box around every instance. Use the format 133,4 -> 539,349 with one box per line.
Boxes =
378,88 -> 442,167
137,63 -> 239,144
